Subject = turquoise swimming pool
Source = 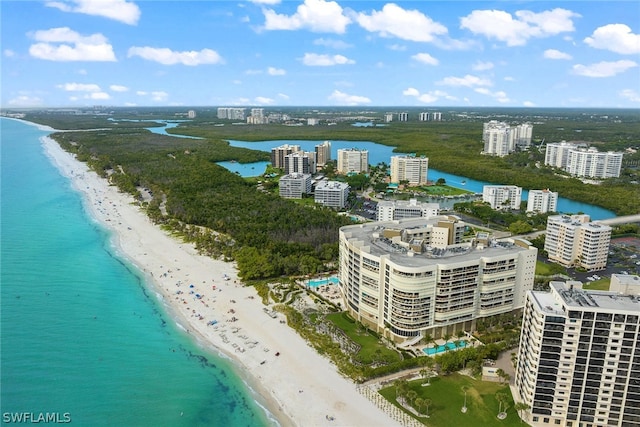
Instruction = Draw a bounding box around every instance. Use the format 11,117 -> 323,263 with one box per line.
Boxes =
308,276 -> 339,287
422,340 -> 467,355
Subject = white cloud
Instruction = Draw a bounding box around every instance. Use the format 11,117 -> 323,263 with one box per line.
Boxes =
472,61 -> 494,71
328,89 -> 371,105
403,87 -> 455,103
57,82 -> 101,92
388,44 -> 406,51
45,0 -> 140,25
28,27 -> 116,62
544,49 -> 572,60
402,87 -> 420,97
4,49 -> 15,57
262,0 -> 351,33
475,87 -> 510,103
301,53 -> 354,66
8,95 -> 44,107
313,38 -> 352,49
619,89 -> 640,103
249,0 -> 280,4
584,24 -> 640,55
411,53 -> 439,66
278,93 -> 290,100
255,96 -> 274,104
572,60 -> 638,78
267,66 -> 286,75
523,101 -> 536,107
460,8 -> 579,46
110,84 -> 129,92
136,90 -> 147,96
245,69 -> 262,75
355,3 -> 447,42
151,91 -> 168,101
127,47 -> 223,66
437,74 -> 492,87
88,92 -> 110,100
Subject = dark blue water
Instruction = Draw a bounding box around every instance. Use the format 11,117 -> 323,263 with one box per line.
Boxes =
0,118 -> 273,426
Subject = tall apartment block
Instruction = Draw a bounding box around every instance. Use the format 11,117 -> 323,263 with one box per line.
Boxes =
217,107 -> 246,120
390,155 -> 429,185
544,142 -> 580,169
284,152 -> 314,175
337,148 -> 369,174
315,141 -> 332,169
271,144 -> 301,169
515,280 -> 640,427
482,185 -> 523,210
314,180 -> 350,209
566,148 -> 623,179
397,112 -> 408,122
527,189 -> 558,213
279,173 -> 312,199
376,199 -> 439,221
544,214 -> 611,271
419,112 -> 442,121
338,217 -> 537,342
482,121 -> 532,156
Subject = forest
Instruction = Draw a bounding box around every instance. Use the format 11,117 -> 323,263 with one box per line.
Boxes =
20,108 -> 640,280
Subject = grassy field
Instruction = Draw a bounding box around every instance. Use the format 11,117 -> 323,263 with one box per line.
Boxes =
379,373 -> 528,427
582,279 -> 611,291
419,184 -> 474,196
535,261 -> 567,276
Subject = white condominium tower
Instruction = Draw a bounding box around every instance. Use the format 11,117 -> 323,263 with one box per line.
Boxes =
544,214 -> 611,271
376,199 -> 439,221
314,180 -> 350,209
482,185 -> 523,210
271,144 -> 301,169
482,121 -> 533,156
338,217 -> 537,343
544,142 -> 579,169
527,189 -> 558,213
337,148 -> 369,174
515,280 -> 640,427
390,155 -> 429,185
566,148 -> 623,179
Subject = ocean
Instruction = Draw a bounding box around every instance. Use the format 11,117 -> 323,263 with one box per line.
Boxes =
0,118 -> 274,427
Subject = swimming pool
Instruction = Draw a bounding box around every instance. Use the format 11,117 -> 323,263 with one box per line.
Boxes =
422,340 -> 467,355
308,276 -> 339,287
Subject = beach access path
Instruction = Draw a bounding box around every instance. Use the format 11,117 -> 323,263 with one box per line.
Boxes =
40,131 -> 402,427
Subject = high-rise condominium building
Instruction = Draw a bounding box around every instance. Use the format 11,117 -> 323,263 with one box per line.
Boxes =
482,185 -> 523,210
513,123 -> 533,149
314,180 -> 350,209
527,189 -> 558,213
544,142 -> 580,169
566,148 -> 624,179
315,141 -> 331,169
390,155 -> 429,185
338,217 -> 537,342
284,152 -> 314,175
544,214 -> 611,271
217,107 -> 246,120
271,144 -> 301,169
515,280 -> 640,427
419,112 -> 442,121
376,199 -> 439,221
482,121 -> 532,156
397,112 -> 408,122
279,173 -> 312,199
336,148 -> 368,174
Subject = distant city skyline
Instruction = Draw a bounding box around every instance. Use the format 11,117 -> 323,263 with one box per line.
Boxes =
2,0 -> 639,109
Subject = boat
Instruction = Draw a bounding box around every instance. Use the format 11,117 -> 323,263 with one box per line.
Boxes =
461,180 -> 466,185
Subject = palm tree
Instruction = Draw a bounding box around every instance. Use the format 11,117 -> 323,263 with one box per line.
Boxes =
461,386 -> 469,413
422,357 -> 435,385
424,398 -> 432,417
514,402 -> 530,423
495,392 -> 508,419
407,390 -> 418,408
415,397 -> 424,415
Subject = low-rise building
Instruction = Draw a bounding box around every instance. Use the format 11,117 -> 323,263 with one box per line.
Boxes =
376,199 -> 439,221
279,173 -> 312,199
482,185 -> 522,210
314,180 -> 350,209
526,189 -> 558,213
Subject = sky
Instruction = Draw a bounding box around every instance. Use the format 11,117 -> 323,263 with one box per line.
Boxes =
2,0 -> 640,109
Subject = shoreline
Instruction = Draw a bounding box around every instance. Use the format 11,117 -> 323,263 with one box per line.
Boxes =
37,129 -> 402,427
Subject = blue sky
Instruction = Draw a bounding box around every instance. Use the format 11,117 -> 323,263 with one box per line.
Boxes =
2,0 -> 639,108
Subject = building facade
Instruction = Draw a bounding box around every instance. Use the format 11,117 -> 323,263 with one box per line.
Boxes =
566,148 -> 624,179
482,121 -> 532,156
284,152 -> 314,175
544,215 -> 611,271
544,142 -> 579,169
279,173 -> 312,199
217,107 -> 246,120
527,189 -> 559,213
376,199 -> 439,221
482,185 -> 523,210
338,217 -> 537,343
390,155 -> 429,185
314,180 -> 350,209
515,281 -> 640,427
271,144 -> 301,169
336,148 -> 368,174
315,141 -> 332,169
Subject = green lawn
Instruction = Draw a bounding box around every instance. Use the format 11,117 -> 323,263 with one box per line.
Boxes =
380,373 -> 528,427
535,260 -> 567,276
420,185 -> 473,196
582,279 -> 611,291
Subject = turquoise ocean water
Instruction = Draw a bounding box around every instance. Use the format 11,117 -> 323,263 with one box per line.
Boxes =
0,118 -> 273,426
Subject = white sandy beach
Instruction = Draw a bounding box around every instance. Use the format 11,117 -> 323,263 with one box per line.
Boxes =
38,129 -> 405,427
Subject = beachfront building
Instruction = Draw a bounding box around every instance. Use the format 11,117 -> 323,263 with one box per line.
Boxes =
284,152 -> 315,175
482,185 -> 523,210
390,155 -> 429,186
338,217 -> 537,343
315,141 -> 331,169
515,280 -> 640,427
376,199 -> 439,221
526,189 -> 558,214
314,180 -> 350,209
271,144 -> 301,169
279,173 -> 312,199
566,147 -> 624,179
337,148 -> 368,174
544,214 -> 612,271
